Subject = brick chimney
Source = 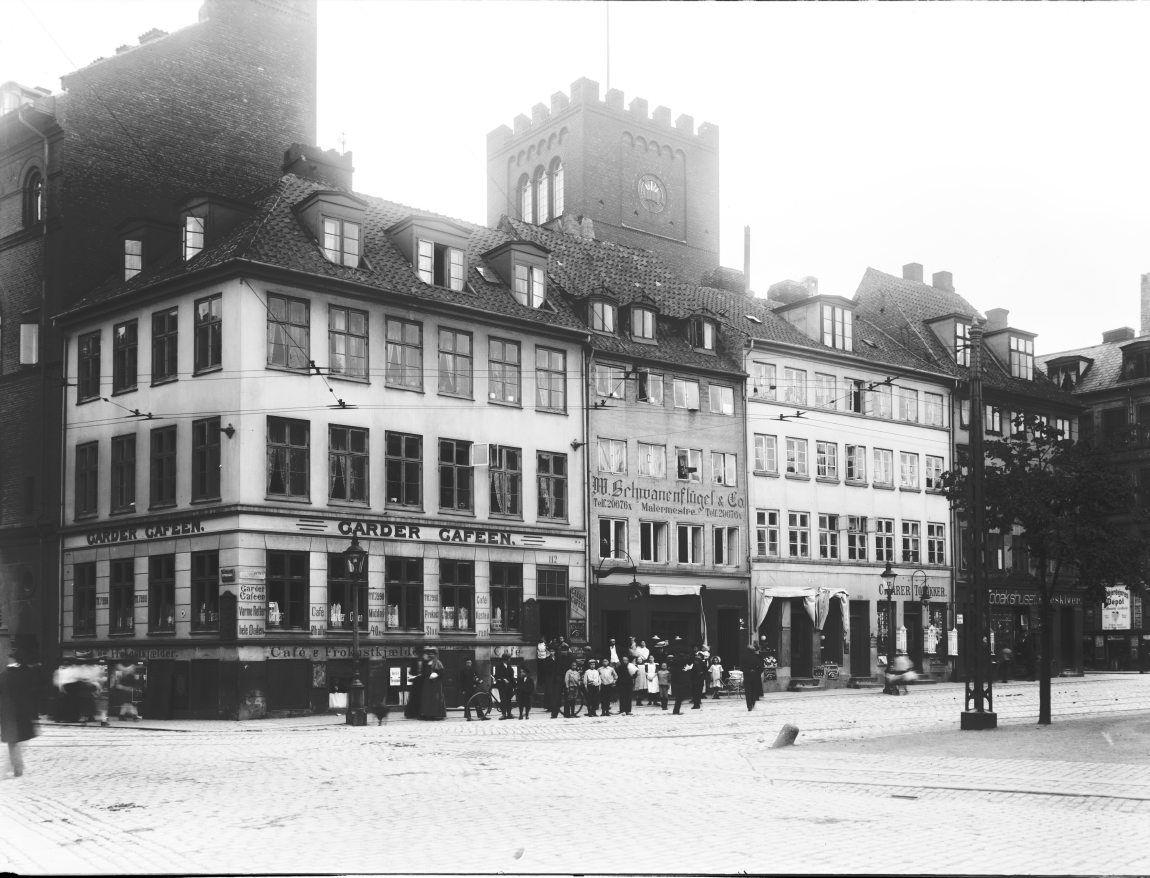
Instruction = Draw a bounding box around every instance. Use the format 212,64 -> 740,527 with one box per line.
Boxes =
1141,273 -> 1150,337
902,262 -> 923,283
932,270 -> 954,293
1103,327 -> 1136,343
282,144 -> 353,190
985,308 -> 1009,331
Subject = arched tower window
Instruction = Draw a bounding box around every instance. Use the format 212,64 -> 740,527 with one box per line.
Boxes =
550,159 -> 564,217
23,169 -> 43,227
518,175 -> 533,223
534,166 -> 549,223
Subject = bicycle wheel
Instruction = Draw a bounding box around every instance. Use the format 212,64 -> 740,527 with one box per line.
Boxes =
467,691 -> 493,719
571,689 -> 585,717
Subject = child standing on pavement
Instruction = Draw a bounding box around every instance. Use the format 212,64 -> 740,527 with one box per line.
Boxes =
582,659 -> 601,717
656,662 -> 671,710
516,671 -> 535,719
563,661 -> 581,718
708,656 -> 724,699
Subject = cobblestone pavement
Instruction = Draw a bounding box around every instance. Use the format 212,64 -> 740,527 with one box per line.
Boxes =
2,675 -> 1149,875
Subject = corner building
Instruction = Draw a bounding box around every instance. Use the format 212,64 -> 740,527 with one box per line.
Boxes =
56,159 -> 587,718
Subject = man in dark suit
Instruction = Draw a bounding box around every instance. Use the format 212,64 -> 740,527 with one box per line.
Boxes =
539,645 -> 562,719
690,650 -> 706,709
671,650 -> 695,715
458,658 -> 485,721
740,645 -> 764,711
493,653 -> 515,719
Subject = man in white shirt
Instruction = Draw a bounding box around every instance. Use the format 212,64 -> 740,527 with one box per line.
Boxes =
582,659 -> 601,717
597,659 -> 618,716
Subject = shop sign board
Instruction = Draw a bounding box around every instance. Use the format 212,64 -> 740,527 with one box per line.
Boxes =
1102,586 -> 1131,630
988,589 -> 1082,607
591,477 -> 746,523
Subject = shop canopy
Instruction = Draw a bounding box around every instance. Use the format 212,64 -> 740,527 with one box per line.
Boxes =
646,583 -> 708,649
751,573 -> 849,647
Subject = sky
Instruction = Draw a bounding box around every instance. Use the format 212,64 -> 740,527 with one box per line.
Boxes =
4,0 -> 1149,356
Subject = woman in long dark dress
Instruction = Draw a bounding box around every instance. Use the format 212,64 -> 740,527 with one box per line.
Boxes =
418,648 -> 446,720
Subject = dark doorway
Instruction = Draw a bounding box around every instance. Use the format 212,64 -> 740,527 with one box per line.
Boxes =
538,600 -> 567,643
849,600 -> 871,677
758,600 -> 782,662
790,598 -> 813,677
189,660 -> 219,717
716,608 -> 742,667
1060,607 -> 1076,672
820,599 -> 844,665
652,610 -> 698,648
171,662 -> 191,717
144,659 -> 175,719
266,660 -> 310,711
600,609 -> 631,654
905,601 -> 923,670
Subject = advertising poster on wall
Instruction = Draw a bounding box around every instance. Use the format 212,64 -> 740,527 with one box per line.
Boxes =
1102,586 -> 1131,630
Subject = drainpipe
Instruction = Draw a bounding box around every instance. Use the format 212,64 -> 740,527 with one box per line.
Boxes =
15,107 -> 53,665
57,334 -> 70,660
742,339 -> 755,650
582,335 -> 593,651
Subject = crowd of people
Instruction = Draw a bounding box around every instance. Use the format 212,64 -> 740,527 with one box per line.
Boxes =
444,635 -> 768,721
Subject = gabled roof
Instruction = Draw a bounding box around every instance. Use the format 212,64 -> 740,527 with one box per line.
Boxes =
1038,339 -> 1143,396
854,267 -> 1076,407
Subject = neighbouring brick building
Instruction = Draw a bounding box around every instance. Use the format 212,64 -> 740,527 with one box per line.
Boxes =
0,0 -> 316,664
1037,276 -> 1150,672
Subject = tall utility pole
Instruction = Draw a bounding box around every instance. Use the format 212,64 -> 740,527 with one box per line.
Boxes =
961,321 -> 997,730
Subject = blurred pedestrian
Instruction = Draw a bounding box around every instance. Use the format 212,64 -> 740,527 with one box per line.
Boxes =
516,671 -> 535,720
618,657 -> 636,715
539,645 -> 561,719
458,658 -> 482,722
111,662 -> 139,721
885,651 -> 918,696
494,653 -> 515,720
598,657 -> 618,716
690,651 -> 707,709
740,645 -> 764,711
0,650 -> 38,778
582,659 -> 601,717
998,646 -> 1014,684
672,653 -> 694,715
418,648 -> 446,720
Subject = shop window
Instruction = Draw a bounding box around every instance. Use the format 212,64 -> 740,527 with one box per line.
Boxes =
488,337 -> 521,405
267,416 -> 309,499
329,425 -> 369,504
328,306 -> 368,379
490,563 -> 522,632
149,425 -> 177,508
75,441 -> 99,519
194,294 -> 222,373
534,347 -> 566,412
385,557 -> 423,631
440,560 -> 474,631
326,553 -> 367,631
266,551 -> 309,631
110,434 -> 136,513
149,555 -> 176,634
438,438 -> 473,512
191,550 -> 219,633
489,444 -> 522,516
73,562 -> 97,637
191,417 -> 221,502
151,307 -> 178,384
537,451 -> 567,520
438,328 -> 473,398
110,559 -> 135,635
385,431 -> 422,508
112,320 -> 138,393
267,294 -> 310,370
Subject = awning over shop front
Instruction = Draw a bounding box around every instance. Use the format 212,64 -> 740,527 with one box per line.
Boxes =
751,573 -> 849,647
648,583 -> 702,597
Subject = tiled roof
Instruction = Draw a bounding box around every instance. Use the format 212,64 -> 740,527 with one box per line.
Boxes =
60,175 -> 589,335
1038,339 -> 1141,396
854,267 -> 1076,406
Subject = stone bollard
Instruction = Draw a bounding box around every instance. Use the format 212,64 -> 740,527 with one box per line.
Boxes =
770,723 -> 800,748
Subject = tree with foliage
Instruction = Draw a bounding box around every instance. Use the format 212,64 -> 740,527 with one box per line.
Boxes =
943,413 -> 1150,724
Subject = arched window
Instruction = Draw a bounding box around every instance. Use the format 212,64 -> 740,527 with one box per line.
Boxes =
550,159 -> 564,217
534,166 -> 549,223
23,169 -> 43,227
518,175 -> 533,223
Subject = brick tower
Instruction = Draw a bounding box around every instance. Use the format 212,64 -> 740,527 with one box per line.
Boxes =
487,77 -> 720,282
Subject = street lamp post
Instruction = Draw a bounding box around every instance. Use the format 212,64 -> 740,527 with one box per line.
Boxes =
343,535 -> 368,727
879,562 -> 898,694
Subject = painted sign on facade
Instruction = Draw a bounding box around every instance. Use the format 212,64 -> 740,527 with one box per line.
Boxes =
591,478 -> 746,522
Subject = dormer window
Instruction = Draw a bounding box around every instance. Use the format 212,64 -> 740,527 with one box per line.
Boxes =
513,263 -> 545,307
1009,335 -> 1034,380
1048,364 -> 1080,390
955,322 -> 971,366
590,300 -> 616,333
631,306 -> 656,340
124,239 -> 143,281
417,239 -> 464,291
183,214 -> 205,261
821,304 -> 853,351
690,317 -> 716,351
322,216 -> 361,267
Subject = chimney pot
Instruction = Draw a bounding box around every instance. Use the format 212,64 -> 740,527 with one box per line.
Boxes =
902,262 -> 923,283
282,144 -> 354,190
932,270 -> 953,292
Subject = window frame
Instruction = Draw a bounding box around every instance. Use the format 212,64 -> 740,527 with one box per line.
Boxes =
782,367 -> 807,406
148,554 -> 176,635
818,513 -> 840,560
1009,335 -> 1035,381
437,327 -> 473,399
673,378 -> 700,410
151,307 -> 179,385
899,451 -> 920,490
901,520 -> 921,564
191,550 -> 220,633
675,447 -> 702,482
755,509 -> 780,558
599,517 -> 628,559
77,331 -> 102,403
590,300 -> 616,333
845,444 -> 867,483
384,557 -> 423,631
537,450 -> 568,521
955,322 -> 971,366
513,262 -> 546,307
676,524 -> 704,565
875,518 -> 895,562
708,383 -> 735,416
787,512 -> 811,559
321,215 -> 362,268
488,337 -> 521,406
927,522 -> 946,565
183,214 -> 205,262
639,520 -> 668,563
328,305 -> 368,380
75,441 -> 99,519
191,417 -> 221,502
124,238 -> 143,281
816,441 -> 838,480
597,437 -> 627,474
813,373 -> 837,409
194,294 -> 222,374
489,563 -> 522,632
385,431 -> 422,509
266,416 -> 310,500
751,362 -> 776,399
329,424 -> 369,505
110,433 -> 136,513
821,304 -> 853,351
109,558 -> 135,635
847,516 -> 868,561
438,438 -> 473,513
897,386 -> 919,423
489,444 -> 522,517
439,560 -> 475,632
925,455 -> 945,491
631,306 -> 656,340
923,392 -> 945,427
266,293 -> 311,371
385,316 -> 423,391
112,319 -> 138,394
638,442 -> 667,478
713,525 -> 740,566
753,434 -> 778,474
785,437 -> 808,477
326,552 -> 369,631
873,448 -> 894,487
711,451 -> 737,487
534,346 -> 566,413
266,550 -> 310,632
149,425 -> 177,509
637,369 -> 664,405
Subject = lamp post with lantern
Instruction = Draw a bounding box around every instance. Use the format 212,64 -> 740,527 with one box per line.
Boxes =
879,562 -> 898,695
343,535 -> 368,726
